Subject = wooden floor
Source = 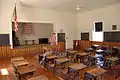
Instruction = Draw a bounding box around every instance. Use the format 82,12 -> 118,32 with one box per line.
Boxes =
0,54 -> 60,80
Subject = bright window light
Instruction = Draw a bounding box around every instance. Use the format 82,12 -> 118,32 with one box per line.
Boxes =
1,68 -> 9,75
92,31 -> 103,42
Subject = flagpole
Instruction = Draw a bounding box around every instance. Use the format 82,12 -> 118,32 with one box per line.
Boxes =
11,0 -> 17,21
10,0 -> 17,48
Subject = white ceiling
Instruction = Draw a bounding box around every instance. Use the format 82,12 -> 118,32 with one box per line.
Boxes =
18,0 -> 120,13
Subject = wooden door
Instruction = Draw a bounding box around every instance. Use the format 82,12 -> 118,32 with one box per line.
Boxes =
57,33 -> 66,52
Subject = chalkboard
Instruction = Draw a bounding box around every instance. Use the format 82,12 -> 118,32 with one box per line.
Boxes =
104,31 -> 120,42
0,34 -> 9,45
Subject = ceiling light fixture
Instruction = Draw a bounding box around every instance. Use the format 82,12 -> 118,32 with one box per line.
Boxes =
20,0 -> 23,2
76,5 -> 80,10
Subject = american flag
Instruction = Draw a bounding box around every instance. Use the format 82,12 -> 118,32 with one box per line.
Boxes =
13,5 -> 18,32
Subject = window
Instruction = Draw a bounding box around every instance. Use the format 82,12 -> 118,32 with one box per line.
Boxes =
92,22 -> 103,42
95,22 -> 103,32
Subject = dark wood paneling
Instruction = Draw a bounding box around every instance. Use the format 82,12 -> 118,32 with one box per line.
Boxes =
73,40 -> 120,51
0,42 -> 65,60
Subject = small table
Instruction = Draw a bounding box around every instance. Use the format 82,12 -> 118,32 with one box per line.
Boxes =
46,55 -> 58,60
106,57 -> 119,62
102,66 -> 120,79
12,60 -> 29,73
76,53 -> 89,63
84,68 -> 107,80
68,63 -> 87,71
67,50 -> 77,58
67,50 -> 78,54
11,57 -> 24,63
12,60 -> 29,68
27,75 -> 49,80
54,58 -> 70,69
104,57 -> 119,68
17,65 -> 36,80
67,63 -> 87,79
44,55 -> 58,69
55,58 -> 70,64
45,55 -> 58,64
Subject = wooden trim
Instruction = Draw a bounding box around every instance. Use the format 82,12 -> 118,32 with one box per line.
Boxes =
73,40 -> 120,50
0,42 -> 65,60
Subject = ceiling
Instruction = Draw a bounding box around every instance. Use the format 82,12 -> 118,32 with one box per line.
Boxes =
18,0 -> 120,13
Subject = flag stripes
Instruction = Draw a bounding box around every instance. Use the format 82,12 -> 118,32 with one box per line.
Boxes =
13,5 -> 18,32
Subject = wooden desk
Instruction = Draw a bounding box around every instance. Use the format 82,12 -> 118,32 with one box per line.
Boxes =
46,55 -> 58,60
104,57 -> 119,68
67,50 -> 77,56
76,53 -> 89,63
77,52 -> 89,56
11,57 -> 24,63
84,68 -> 107,80
44,55 -> 57,69
101,66 -> 120,80
17,65 -> 36,80
12,60 -> 29,68
106,57 -> 119,62
17,65 -> 35,75
54,58 -> 70,72
27,75 -> 49,80
67,50 -> 78,54
69,63 -> 87,71
67,63 -> 87,80
67,50 -> 77,61
55,58 -> 70,64
45,55 -> 58,64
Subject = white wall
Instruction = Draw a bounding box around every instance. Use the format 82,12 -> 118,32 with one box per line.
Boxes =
0,0 -> 15,47
2,0 -> 120,48
16,23 -> 54,45
17,6 -> 78,48
0,0 -> 77,49
77,3 -> 120,40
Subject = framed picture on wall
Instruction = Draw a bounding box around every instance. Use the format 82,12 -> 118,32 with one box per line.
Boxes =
81,32 -> 89,40
112,25 -> 117,30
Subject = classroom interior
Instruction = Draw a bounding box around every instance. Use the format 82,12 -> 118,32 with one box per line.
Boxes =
0,0 -> 120,80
